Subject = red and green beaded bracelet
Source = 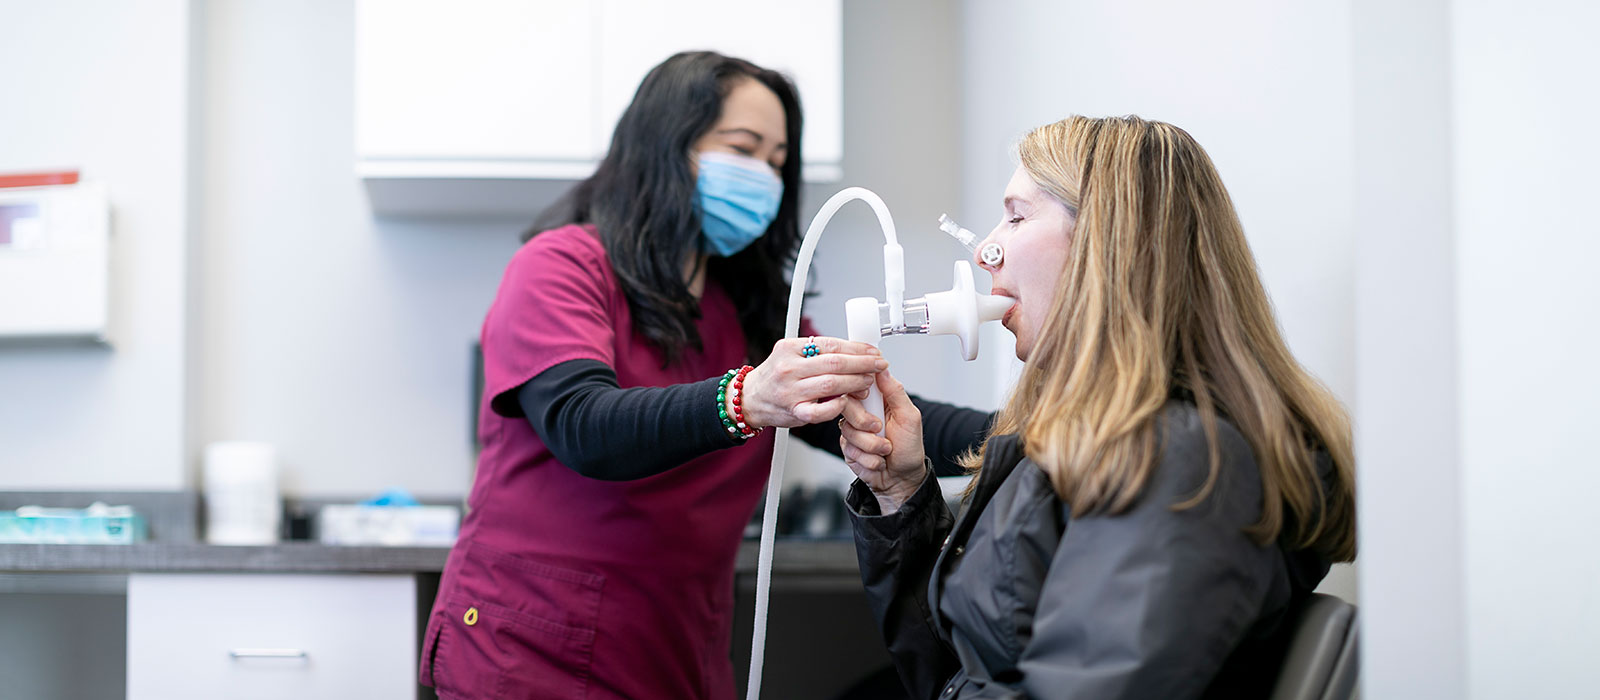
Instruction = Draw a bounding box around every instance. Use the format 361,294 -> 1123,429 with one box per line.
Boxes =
717,365 -> 760,440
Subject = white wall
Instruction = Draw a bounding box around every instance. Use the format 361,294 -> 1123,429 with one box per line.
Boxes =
958,0 -> 1360,602
0,0 -> 193,490
1454,1 -> 1600,696
197,0 -> 522,496
1354,1 -> 1600,696
1352,1 -> 1464,697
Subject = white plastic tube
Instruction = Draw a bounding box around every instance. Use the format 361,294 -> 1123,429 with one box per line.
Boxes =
746,187 -> 900,700
882,243 -> 905,328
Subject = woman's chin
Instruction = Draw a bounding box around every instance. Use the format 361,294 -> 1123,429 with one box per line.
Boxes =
1011,334 -> 1030,362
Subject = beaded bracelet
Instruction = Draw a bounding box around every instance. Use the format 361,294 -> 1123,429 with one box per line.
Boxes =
717,365 -> 761,440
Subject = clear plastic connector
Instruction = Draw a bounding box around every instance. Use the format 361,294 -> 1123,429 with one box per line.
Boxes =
871,299 -> 931,337
938,214 -> 980,253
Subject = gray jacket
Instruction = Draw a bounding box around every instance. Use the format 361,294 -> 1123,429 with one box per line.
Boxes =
847,401 -> 1333,699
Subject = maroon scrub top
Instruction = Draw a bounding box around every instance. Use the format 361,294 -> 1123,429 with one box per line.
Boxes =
422,225 -> 805,699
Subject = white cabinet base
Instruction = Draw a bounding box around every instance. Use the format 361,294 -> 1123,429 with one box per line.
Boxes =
127,573 -> 416,700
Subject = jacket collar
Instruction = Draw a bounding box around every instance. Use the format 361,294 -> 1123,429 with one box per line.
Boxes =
928,433 -> 1029,641
963,434 -> 1026,520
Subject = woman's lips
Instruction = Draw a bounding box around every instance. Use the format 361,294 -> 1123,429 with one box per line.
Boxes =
992,287 -> 1017,327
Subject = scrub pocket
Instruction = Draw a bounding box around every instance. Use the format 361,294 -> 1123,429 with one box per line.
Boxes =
422,543 -> 605,700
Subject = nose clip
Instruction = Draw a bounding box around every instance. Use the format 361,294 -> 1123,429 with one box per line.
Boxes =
979,242 -> 1004,266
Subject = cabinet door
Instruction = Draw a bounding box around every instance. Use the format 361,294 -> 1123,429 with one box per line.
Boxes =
597,0 -> 842,173
127,573 -> 416,700
356,0 -> 599,162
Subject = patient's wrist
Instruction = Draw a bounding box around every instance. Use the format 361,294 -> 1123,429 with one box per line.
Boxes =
871,465 -> 930,515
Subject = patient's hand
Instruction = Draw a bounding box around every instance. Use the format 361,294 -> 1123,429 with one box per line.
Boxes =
839,369 -> 927,514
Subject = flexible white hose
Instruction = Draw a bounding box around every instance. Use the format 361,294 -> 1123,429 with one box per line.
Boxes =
745,187 -> 898,700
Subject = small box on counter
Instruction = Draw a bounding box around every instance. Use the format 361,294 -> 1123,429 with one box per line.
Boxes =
0,502 -> 148,544
318,504 -> 459,547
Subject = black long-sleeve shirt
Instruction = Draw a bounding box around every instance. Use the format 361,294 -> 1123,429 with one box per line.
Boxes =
508,359 -> 992,481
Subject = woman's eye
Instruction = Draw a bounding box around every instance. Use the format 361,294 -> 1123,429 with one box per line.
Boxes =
1008,216 -> 1024,225
731,145 -> 755,156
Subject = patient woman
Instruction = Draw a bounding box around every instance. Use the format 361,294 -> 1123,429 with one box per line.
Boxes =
837,115 -> 1357,699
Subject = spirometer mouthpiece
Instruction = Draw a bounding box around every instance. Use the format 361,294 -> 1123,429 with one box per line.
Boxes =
923,260 -> 1014,360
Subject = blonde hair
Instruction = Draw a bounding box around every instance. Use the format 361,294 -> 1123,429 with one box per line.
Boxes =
967,115 -> 1356,562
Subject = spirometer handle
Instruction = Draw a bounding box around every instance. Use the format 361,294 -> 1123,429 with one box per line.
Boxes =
860,385 -> 886,437
845,297 -> 886,437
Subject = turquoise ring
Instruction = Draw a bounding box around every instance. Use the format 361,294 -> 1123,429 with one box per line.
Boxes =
802,337 -> 820,358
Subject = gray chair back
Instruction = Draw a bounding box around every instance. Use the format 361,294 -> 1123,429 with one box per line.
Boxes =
1269,593 -> 1359,700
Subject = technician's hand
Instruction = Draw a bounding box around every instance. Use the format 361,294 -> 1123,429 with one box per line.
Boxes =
740,337 -> 886,429
839,369 -> 927,514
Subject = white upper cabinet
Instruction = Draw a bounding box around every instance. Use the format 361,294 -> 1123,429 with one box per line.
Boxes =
357,0 -> 599,166
356,0 -> 842,216
594,0 -> 842,176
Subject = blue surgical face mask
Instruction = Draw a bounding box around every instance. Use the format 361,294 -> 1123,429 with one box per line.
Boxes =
696,151 -> 784,257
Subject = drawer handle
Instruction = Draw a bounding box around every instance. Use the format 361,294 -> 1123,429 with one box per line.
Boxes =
228,648 -> 308,659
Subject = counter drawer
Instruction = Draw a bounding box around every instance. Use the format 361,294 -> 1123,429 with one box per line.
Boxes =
127,573 -> 416,700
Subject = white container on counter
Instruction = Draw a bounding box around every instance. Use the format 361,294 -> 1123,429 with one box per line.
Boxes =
318,504 -> 459,547
203,442 -> 280,545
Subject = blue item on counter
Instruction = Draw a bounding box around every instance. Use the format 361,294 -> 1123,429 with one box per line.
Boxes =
361,487 -> 421,507
0,502 -> 148,544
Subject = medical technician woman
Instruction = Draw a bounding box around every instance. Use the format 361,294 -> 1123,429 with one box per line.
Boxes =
838,115 -> 1358,699
420,52 -> 989,699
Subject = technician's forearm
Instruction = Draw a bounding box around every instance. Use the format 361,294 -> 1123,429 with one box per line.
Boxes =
518,360 -> 740,480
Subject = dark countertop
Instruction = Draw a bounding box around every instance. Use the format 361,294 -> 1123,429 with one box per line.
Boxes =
0,542 -> 450,574
0,490 -> 863,577
0,538 -> 860,576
